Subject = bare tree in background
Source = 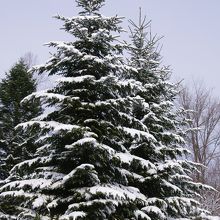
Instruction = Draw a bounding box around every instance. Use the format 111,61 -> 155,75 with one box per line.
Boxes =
23,52 -> 54,90
179,82 -> 220,184
23,52 -> 38,68
179,82 -> 220,215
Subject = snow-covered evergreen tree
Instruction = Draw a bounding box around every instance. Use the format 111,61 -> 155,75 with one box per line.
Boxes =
0,1 -> 212,219
0,59 -> 41,180
126,12 -> 212,219
0,0 -> 150,219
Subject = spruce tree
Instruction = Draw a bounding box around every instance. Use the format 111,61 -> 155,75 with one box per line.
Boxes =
0,0 -> 149,219
0,1 -> 211,220
0,59 -> 41,179
126,13 -> 212,219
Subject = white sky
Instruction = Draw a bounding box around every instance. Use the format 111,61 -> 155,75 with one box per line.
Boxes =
1,0 -> 220,95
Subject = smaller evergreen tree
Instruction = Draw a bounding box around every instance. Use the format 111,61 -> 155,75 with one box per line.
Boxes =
126,11 -> 213,219
0,58 -> 41,179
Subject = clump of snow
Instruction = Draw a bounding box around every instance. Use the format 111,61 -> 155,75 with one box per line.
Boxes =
16,121 -> 79,133
56,75 -> 95,83
134,210 -> 151,220
116,152 -> 156,171
200,214 -> 220,220
120,126 -> 156,142
0,178 -> 52,192
22,90 -> 68,103
142,206 -> 166,219
76,184 -> 147,202
68,199 -> 119,211
32,196 -> 47,209
65,137 -> 97,149
0,190 -> 35,199
60,211 -> 86,220
51,164 -> 100,189
0,212 -> 17,220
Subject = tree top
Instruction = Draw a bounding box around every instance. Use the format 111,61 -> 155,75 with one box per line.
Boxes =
76,0 -> 105,15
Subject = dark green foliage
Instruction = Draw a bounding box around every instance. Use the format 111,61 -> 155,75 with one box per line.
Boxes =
0,59 -> 41,179
0,60 -> 38,132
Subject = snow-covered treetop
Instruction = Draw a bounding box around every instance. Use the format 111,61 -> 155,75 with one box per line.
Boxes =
128,9 -> 162,72
32,0 -> 125,77
76,0 -> 105,15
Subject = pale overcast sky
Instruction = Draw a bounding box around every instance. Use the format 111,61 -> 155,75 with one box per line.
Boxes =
1,0 -> 220,94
